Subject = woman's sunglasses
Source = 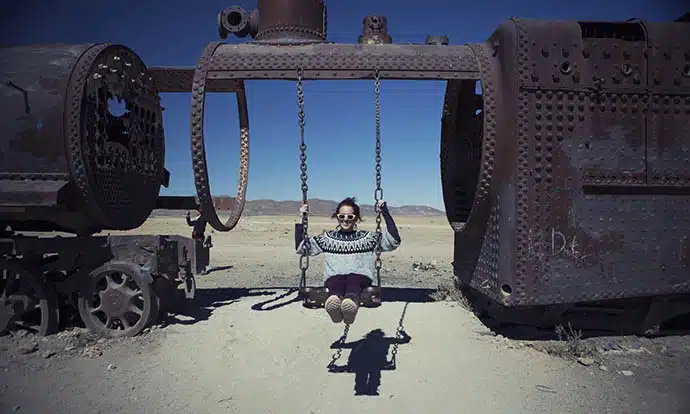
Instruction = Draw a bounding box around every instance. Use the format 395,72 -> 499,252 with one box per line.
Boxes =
337,214 -> 356,221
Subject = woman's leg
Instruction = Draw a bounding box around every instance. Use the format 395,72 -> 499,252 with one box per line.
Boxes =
344,274 -> 367,300
324,276 -> 346,323
340,274 -> 367,324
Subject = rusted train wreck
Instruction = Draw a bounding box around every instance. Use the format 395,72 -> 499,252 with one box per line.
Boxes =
2,0 -> 689,336
442,17 -> 690,333
0,44 -> 210,337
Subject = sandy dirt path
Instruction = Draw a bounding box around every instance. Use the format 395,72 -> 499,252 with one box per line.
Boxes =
2,294 -> 682,414
1,216 -> 688,413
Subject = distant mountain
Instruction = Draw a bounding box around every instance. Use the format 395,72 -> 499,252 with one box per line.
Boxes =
155,197 -> 445,217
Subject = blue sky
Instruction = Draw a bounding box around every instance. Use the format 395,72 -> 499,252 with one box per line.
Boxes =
2,0 -> 684,210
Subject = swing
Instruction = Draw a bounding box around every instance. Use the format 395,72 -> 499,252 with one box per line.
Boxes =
296,67 -> 386,309
327,302 -> 410,373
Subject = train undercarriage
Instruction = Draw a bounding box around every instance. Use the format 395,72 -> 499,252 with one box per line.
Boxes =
0,231 -> 209,337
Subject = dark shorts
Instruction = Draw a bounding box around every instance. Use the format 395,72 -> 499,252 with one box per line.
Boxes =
326,274 -> 371,297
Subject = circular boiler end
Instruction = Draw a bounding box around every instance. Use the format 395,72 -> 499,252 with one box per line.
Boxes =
441,43 -> 501,296
66,44 -> 165,231
441,43 -> 499,234
440,78 -> 484,226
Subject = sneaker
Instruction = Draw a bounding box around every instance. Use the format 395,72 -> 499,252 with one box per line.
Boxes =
324,295 -> 344,323
341,297 -> 360,325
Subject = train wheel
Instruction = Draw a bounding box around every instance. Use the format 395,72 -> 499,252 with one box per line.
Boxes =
77,261 -> 158,337
1,267 -> 60,336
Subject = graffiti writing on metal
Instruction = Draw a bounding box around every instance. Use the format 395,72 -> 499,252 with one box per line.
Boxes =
528,228 -> 591,268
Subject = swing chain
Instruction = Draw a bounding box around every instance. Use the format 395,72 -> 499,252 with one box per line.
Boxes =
328,304 -> 406,372
327,323 -> 350,371
297,67 -> 310,284
373,68 -> 383,286
389,302 -> 409,365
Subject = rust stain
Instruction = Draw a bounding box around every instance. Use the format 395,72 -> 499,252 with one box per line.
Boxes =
38,76 -> 64,91
528,142 -> 625,279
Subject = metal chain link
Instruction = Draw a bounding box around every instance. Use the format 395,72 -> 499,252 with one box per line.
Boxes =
327,303 -> 408,371
388,302 -> 409,366
297,67 -> 310,288
373,68 -> 383,287
327,323 -> 350,371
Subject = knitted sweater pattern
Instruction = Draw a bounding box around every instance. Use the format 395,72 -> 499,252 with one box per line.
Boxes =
296,229 -> 400,284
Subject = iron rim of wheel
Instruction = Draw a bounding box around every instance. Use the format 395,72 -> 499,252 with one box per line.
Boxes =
78,261 -> 158,337
0,266 -> 60,337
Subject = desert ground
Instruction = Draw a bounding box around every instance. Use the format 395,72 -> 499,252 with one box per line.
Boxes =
1,214 -> 690,413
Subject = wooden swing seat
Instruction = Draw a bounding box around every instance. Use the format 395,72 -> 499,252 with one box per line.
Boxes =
298,285 -> 382,308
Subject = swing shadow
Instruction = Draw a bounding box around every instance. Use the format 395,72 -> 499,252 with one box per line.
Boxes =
327,303 -> 412,396
251,287 -> 302,311
161,286 -> 434,326
250,286 -> 436,311
161,287 -> 276,326
201,265 -> 234,275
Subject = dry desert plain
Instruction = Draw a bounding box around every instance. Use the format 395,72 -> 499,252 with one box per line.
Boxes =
1,213 -> 690,413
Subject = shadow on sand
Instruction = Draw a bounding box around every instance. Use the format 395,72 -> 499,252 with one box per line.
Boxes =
327,303 -> 412,396
474,306 -> 690,341
483,315 -> 690,341
202,265 -> 235,275
455,283 -> 690,340
161,287 -> 434,327
250,286 -> 436,311
160,287 -> 274,326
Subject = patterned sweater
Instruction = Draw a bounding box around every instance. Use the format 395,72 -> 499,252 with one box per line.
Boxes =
295,207 -> 401,284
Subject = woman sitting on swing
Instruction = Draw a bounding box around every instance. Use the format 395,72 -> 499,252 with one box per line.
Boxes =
295,197 -> 401,324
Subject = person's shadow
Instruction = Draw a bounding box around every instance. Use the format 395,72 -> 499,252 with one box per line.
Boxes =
329,328 -> 412,396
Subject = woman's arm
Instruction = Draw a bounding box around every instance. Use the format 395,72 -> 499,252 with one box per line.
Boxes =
294,223 -> 324,256
376,203 -> 401,252
380,204 -> 401,243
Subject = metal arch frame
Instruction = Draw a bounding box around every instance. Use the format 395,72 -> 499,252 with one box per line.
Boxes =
147,42 -> 483,306
189,42 -> 251,232
147,43 -> 481,89
147,44 -> 480,229
151,42 -> 252,233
